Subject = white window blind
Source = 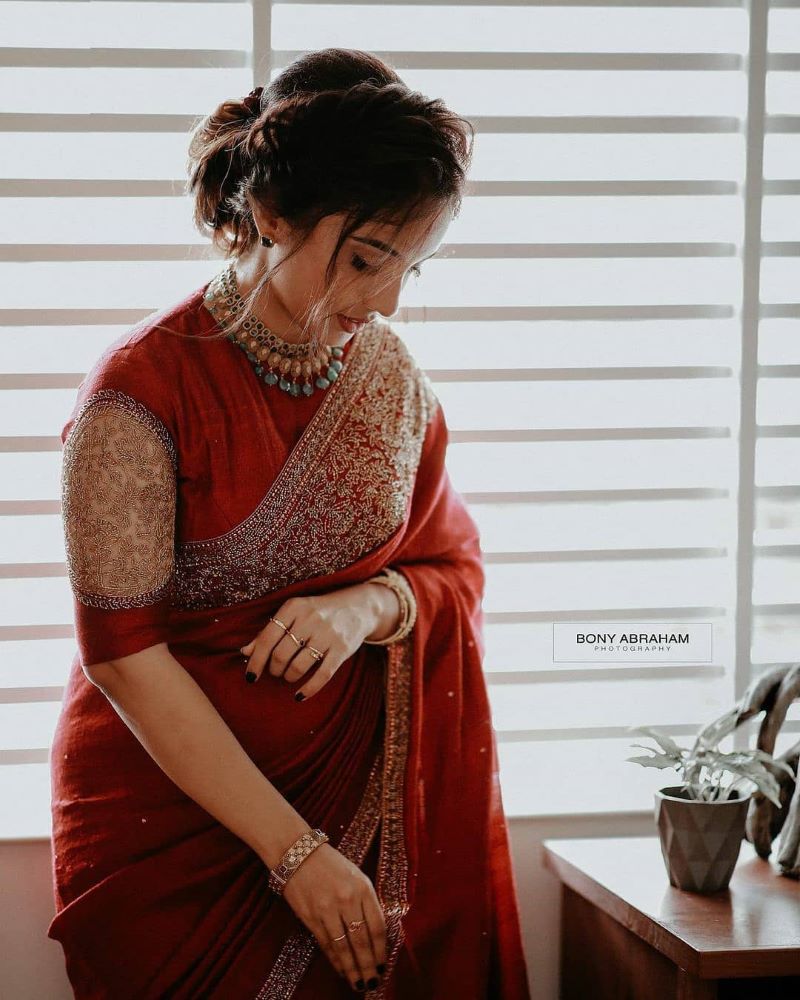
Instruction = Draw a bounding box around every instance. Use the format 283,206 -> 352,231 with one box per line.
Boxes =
1,0 -> 799,838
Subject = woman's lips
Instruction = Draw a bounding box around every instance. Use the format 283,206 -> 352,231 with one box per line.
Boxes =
337,314 -> 368,333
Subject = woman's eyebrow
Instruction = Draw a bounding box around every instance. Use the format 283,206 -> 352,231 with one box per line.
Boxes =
352,236 -> 400,258
351,236 -> 440,262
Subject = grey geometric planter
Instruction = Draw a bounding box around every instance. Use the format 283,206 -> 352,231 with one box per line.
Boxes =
655,785 -> 751,893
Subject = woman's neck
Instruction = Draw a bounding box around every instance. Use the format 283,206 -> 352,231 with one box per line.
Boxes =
231,256 -> 309,346
230,255 -> 356,351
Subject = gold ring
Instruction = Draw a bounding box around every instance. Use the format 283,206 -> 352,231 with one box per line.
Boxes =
287,630 -> 305,647
347,919 -> 365,932
306,645 -> 324,660
332,931 -> 347,942
270,616 -> 289,632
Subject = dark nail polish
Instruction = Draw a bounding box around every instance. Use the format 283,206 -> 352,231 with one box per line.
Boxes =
376,964 -> 385,975
294,692 -> 305,702
366,977 -> 379,988
245,672 -> 256,683
354,981 -> 365,991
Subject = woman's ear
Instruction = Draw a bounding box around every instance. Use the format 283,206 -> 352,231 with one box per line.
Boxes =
247,195 -> 283,242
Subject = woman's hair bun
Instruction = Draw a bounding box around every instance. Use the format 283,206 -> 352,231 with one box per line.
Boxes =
187,48 -> 474,257
240,87 -> 264,119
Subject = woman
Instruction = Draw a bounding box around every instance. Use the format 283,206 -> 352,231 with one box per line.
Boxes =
47,48 -> 531,999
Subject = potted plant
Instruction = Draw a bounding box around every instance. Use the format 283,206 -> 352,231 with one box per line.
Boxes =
625,708 -> 795,893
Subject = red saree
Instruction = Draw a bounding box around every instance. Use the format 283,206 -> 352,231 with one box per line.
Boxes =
47,271 -> 531,999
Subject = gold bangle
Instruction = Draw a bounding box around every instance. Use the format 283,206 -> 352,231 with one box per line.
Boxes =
267,827 -> 329,896
363,567 -> 417,646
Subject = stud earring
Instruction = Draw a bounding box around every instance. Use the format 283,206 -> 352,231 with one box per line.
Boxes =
260,234 -> 274,248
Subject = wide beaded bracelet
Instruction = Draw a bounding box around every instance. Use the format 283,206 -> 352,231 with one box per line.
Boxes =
363,567 -> 417,646
267,827 -> 329,897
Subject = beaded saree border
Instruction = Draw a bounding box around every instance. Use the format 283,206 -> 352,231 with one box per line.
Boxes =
182,320 -> 376,556
369,634 -> 413,998
173,322 -> 438,611
253,632 -> 414,999
252,751 -> 382,1000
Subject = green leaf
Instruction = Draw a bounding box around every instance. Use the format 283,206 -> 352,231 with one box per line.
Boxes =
695,707 -> 741,748
624,752 -> 682,770
713,750 -> 795,782
748,773 -> 782,809
701,756 -> 783,807
626,726 -> 684,759
745,750 -> 796,780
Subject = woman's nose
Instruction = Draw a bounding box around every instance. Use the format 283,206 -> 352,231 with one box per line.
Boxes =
369,274 -> 407,321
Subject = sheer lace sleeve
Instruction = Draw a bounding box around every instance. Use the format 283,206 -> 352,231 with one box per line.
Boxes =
61,390 -> 178,668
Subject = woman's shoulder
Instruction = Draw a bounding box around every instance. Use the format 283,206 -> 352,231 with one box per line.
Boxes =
62,281 -> 212,445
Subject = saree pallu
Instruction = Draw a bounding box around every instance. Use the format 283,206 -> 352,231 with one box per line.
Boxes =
47,278 -> 531,999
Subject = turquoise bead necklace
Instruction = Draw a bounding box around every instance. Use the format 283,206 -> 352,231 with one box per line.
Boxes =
203,260 -> 346,398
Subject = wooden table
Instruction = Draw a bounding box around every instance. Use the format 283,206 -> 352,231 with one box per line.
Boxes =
542,835 -> 800,999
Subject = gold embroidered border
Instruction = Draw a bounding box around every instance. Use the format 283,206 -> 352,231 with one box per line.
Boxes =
253,631 -> 414,998
253,751 -> 383,1000
173,321 -> 438,611
368,633 -> 414,998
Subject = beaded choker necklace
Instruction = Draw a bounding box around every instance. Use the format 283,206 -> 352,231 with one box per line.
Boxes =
203,260 -> 345,398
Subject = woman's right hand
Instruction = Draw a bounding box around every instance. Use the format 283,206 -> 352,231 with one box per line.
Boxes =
280,842 -> 387,991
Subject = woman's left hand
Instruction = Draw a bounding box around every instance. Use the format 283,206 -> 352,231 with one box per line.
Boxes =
239,584 -> 386,700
